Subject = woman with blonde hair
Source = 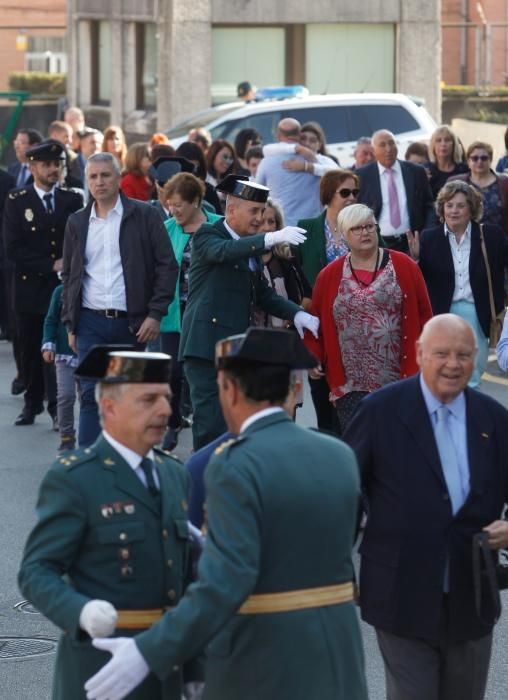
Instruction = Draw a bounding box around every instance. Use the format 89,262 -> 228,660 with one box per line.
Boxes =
307,203 -> 432,432
427,125 -> 468,198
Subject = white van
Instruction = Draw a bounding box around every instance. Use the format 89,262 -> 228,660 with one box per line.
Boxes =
165,93 -> 437,166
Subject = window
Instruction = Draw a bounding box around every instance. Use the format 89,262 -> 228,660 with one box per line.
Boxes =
348,105 -> 420,140
91,20 -> 112,105
136,23 -> 157,109
26,36 -> 67,73
211,112 -> 283,145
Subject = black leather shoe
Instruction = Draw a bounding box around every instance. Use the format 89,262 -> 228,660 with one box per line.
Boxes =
10,378 -> 25,395
162,428 -> 179,452
15,410 -> 35,426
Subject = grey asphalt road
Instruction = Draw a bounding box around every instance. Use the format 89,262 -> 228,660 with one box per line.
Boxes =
0,340 -> 507,699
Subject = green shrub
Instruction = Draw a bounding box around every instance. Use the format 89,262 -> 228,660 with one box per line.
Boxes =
8,72 -> 66,95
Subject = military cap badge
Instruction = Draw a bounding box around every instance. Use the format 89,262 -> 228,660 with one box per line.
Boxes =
25,208 -> 34,222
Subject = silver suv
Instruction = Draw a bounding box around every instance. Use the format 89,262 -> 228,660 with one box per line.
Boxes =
165,93 -> 437,166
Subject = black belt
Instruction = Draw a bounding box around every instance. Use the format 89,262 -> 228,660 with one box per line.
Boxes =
87,308 -> 128,319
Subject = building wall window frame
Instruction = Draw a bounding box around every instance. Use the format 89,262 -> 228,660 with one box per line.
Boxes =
136,22 -> 157,110
90,19 -> 112,106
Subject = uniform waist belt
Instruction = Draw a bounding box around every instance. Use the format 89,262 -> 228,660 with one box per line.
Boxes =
116,608 -> 172,629
237,582 -> 354,615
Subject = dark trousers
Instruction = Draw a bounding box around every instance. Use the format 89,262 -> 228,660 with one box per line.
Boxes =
376,602 -> 493,700
184,357 -> 227,450
383,234 -> 410,255
308,375 -> 340,435
160,332 -> 184,430
76,309 -> 142,447
17,312 -> 56,414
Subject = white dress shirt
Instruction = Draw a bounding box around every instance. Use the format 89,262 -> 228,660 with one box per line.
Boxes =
240,407 -> 285,433
445,222 -> 474,303
33,183 -> 57,211
102,430 -> 159,488
377,160 -> 410,236
82,196 -> 127,311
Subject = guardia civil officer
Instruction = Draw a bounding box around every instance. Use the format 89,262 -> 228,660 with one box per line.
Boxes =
18,347 -> 201,700
4,139 -> 83,426
179,174 -> 319,449
85,328 -> 368,700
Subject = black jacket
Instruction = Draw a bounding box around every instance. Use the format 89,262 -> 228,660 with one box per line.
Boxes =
419,222 -> 508,337
61,192 -> 178,333
4,185 -> 83,314
356,159 -> 435,233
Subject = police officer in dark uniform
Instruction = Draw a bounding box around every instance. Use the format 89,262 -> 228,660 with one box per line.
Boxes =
4,139 -> 83,426
18,347 -> 201,700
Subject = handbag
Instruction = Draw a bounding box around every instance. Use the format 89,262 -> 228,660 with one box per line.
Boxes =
479,225 -> 506,348
472,532 -> 508,625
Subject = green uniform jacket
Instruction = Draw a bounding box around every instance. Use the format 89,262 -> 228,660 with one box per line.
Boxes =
296,211 -> 328,288
179,220 -> 301,362
136,412 -> 368,700
18,436 -> 194,700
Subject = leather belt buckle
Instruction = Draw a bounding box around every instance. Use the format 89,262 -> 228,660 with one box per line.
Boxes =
105,309 -> 119,319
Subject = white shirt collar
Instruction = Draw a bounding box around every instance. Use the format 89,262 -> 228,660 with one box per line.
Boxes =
102,430 -> 154,470
224,219 -> 240,240
240,407 -> 285,434
90,195 -> 123,221
444,220 -> 471,240
377,159 -> 401,176
33,183 -> 57,203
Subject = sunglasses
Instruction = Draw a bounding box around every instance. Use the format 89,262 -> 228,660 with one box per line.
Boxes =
220,154 -> 234,163
469,155 -> 490,162
337,188 -> 359,198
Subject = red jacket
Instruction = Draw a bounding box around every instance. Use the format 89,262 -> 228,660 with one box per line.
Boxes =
120,172 -> 152,201
305,250 -> 432,393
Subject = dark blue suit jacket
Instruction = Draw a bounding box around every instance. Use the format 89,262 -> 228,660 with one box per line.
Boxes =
356,159 -> 434,233
419,221 -> 508,337
344,375 -> 508,642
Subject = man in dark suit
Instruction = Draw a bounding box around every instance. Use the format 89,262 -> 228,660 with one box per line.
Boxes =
4,140 -> 83,426
344,314 -> 508,700
8,128 -> 43,187
179,174 -> 319,449
356,129 -> 434,253
61,152 -> 177,447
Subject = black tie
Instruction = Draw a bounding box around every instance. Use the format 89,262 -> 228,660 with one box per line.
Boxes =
43,193 -> 54,215
139,457 -> 159,498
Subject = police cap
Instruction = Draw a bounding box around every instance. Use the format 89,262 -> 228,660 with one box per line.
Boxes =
75,345 -> 172,383
148,156 -> 195,186
26,139 -> 66,162
216,174 -> 269,203
215,327 -> 317,370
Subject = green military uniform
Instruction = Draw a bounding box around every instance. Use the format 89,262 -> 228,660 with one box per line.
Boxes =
135,411 -> 368,699
179,218 -> 301,448
18,435 -> 194,700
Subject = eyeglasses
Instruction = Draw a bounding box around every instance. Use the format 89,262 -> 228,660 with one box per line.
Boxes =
469,155 -> 490,162
349,223 -> 377,235
337,188 -> 359,198
220,154 -> 234,163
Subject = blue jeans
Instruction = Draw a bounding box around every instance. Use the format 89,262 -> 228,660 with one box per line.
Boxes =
450,301 -> 489,387
76,309 -> 142,447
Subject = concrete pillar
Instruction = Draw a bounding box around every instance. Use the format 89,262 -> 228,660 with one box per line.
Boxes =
397,1 -> 442,123
156,0 -> 212,131
110,0 -> 124,126
66,0 -> 78,106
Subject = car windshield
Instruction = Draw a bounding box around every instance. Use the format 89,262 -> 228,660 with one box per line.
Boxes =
166,105 -> 241,139
209,103 -> 421,146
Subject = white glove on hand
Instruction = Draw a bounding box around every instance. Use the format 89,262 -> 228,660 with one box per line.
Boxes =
294,311 -> 320,339
79,600 -> 118,638
184,682 -> 205,700
85,638 -> 150,700
264,226 -> 307,248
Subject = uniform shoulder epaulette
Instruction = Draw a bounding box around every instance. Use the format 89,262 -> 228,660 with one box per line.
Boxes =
8,188 -> 27,199
56,446 -> 97,470
154,446 -> 184,465
213,435 -> 245,456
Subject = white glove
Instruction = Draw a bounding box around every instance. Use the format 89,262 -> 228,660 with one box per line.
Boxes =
85,637 -> 150,700
294,310 -> 320,339
79,600 -> 118,638
184,682 -> 205,700
264,226 -> 307,248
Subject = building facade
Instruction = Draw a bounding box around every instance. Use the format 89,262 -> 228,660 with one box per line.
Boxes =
66,0 -> 441,134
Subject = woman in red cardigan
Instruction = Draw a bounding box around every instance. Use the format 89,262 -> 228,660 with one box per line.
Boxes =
305,203 -> 432,433
120,142 -> 153,201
